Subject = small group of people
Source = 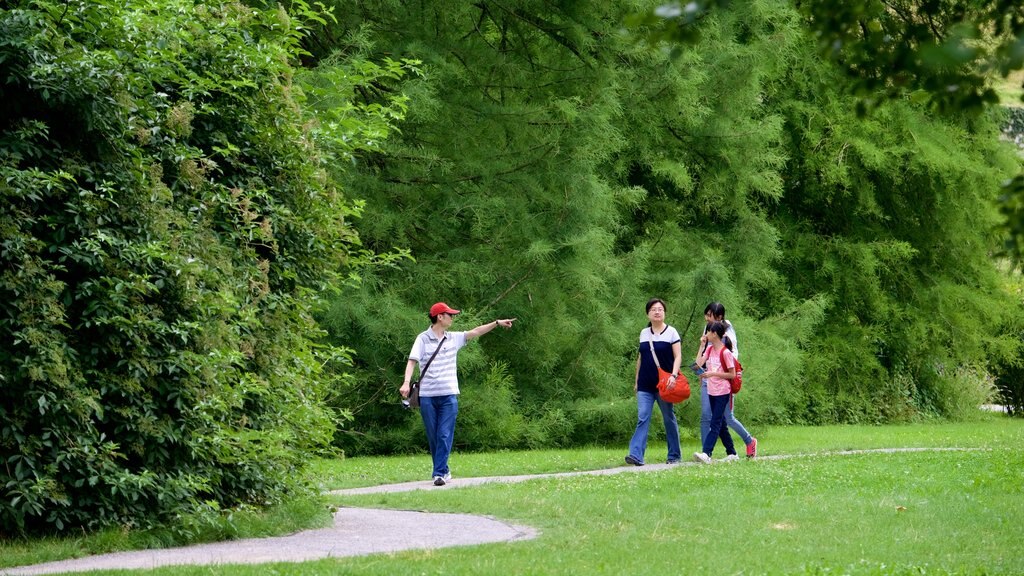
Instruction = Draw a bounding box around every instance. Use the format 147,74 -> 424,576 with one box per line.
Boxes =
399,298 -> 755,485
626,298 -> 757,466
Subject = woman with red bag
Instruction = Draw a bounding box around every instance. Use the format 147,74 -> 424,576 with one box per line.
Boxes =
624,298 -> 683,466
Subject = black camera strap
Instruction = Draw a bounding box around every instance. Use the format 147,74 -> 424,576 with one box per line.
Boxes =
415,335 -> 447,385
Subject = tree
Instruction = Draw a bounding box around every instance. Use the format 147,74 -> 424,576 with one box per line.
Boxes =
635,0 -> 1024,111
307,0 -> 1022,454
636,0 -> 1024,263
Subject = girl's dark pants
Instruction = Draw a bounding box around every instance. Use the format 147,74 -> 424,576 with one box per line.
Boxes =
702,393 -> 736,456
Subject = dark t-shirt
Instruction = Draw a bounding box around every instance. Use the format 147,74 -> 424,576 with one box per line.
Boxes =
637,325 -> 680,393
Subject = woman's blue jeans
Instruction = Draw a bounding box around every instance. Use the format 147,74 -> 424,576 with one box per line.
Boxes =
420,395 -> 459,478
699,379 -> 752,453
628,390 -> 681,464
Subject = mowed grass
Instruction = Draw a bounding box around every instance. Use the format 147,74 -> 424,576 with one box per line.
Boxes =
3,417 -> 1023,575
317,449 -> 1022,575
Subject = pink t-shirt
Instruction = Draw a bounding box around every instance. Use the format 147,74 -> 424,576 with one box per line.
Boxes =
702,346 -> 736,397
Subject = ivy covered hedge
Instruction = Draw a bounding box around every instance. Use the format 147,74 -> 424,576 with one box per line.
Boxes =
0,0 -> 385,535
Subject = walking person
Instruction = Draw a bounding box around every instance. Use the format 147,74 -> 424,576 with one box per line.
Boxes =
693,321 -> 737,463
400,302 -> 516,486
625,298 -> 683,466
697,302 -> 757,458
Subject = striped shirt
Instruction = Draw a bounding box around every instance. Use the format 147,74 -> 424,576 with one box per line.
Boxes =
409,329 -> 468,397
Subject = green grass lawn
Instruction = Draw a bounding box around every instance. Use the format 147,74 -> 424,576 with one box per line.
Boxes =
3,417 -> 1023,575
313,416 -> 1024,490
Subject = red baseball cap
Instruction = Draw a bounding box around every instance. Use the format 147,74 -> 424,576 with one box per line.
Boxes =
429,302 -> 461,316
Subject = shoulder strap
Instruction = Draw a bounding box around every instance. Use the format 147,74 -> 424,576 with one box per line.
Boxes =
419,335 -> 447,380
717,346 -> 733,371
647,329 -> 663,371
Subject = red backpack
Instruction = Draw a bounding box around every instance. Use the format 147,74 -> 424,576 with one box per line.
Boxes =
717,347 -> 743,394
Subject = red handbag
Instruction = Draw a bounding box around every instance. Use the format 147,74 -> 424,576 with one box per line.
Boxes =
649,333 -> 690,403
657,368 -> 690,403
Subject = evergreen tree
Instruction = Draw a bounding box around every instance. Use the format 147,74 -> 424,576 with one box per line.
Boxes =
310,0 -> 1022,453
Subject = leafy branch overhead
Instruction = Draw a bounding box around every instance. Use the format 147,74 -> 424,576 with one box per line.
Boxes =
634,0 -> 1024,112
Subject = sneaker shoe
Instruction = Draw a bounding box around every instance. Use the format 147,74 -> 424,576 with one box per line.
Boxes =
723,454 -> 740,462
666,459 -> 681,465
746,437 -> 758,458
433,473 -> 452,486
625,455 -> 643,466
693,452 -> 712,464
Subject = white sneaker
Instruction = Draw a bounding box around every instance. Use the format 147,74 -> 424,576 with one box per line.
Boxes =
434,473 -> 452,486
693,452 -> 712,464
723,454 -> 740,462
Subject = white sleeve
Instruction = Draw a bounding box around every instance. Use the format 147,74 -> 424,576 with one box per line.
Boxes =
408,334 -> 423,363
449,331 -> 468,350
726,323 -> 739,359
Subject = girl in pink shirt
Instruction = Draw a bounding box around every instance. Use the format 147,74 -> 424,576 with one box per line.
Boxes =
693,321 -> 736,464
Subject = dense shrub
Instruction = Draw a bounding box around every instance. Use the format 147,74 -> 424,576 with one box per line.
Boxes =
0,0 -> 401,535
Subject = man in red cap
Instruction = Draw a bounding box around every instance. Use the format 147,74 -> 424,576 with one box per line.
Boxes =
401,302 -> 516,486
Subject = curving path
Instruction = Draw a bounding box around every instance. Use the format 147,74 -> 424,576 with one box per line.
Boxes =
1,508 -> 537,576
2,448 -> 972,575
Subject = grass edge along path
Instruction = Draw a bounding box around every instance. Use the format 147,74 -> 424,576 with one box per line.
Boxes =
327,446 -> 978,496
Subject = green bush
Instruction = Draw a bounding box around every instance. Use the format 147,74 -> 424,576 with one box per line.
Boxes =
931,365 -> 999,421
567,397 -> 640,446
0,0 -> 400,535
457,363 -> 531,451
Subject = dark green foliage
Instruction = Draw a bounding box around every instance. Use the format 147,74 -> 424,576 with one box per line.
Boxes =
992,272 -> 1024,417
769,50 -> 1022,421
636,1 -> 1024,113
307,0 -> 1023,454
995,360 -> 1024,416
0,0 -> 394,535
310,0 -> 653,455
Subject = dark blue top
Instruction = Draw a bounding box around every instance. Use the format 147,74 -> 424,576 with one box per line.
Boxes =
637,325 -> 680,393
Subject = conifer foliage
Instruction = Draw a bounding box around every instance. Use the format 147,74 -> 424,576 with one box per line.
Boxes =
310,0 -> 1023,454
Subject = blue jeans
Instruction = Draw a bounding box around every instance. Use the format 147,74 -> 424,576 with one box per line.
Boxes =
628,390 -> 681,464
420,395 -> 459,478
702,393 -> 736,456
699,379 -> 753,453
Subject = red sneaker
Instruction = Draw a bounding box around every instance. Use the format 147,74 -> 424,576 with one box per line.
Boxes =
746,437 -> 758,458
